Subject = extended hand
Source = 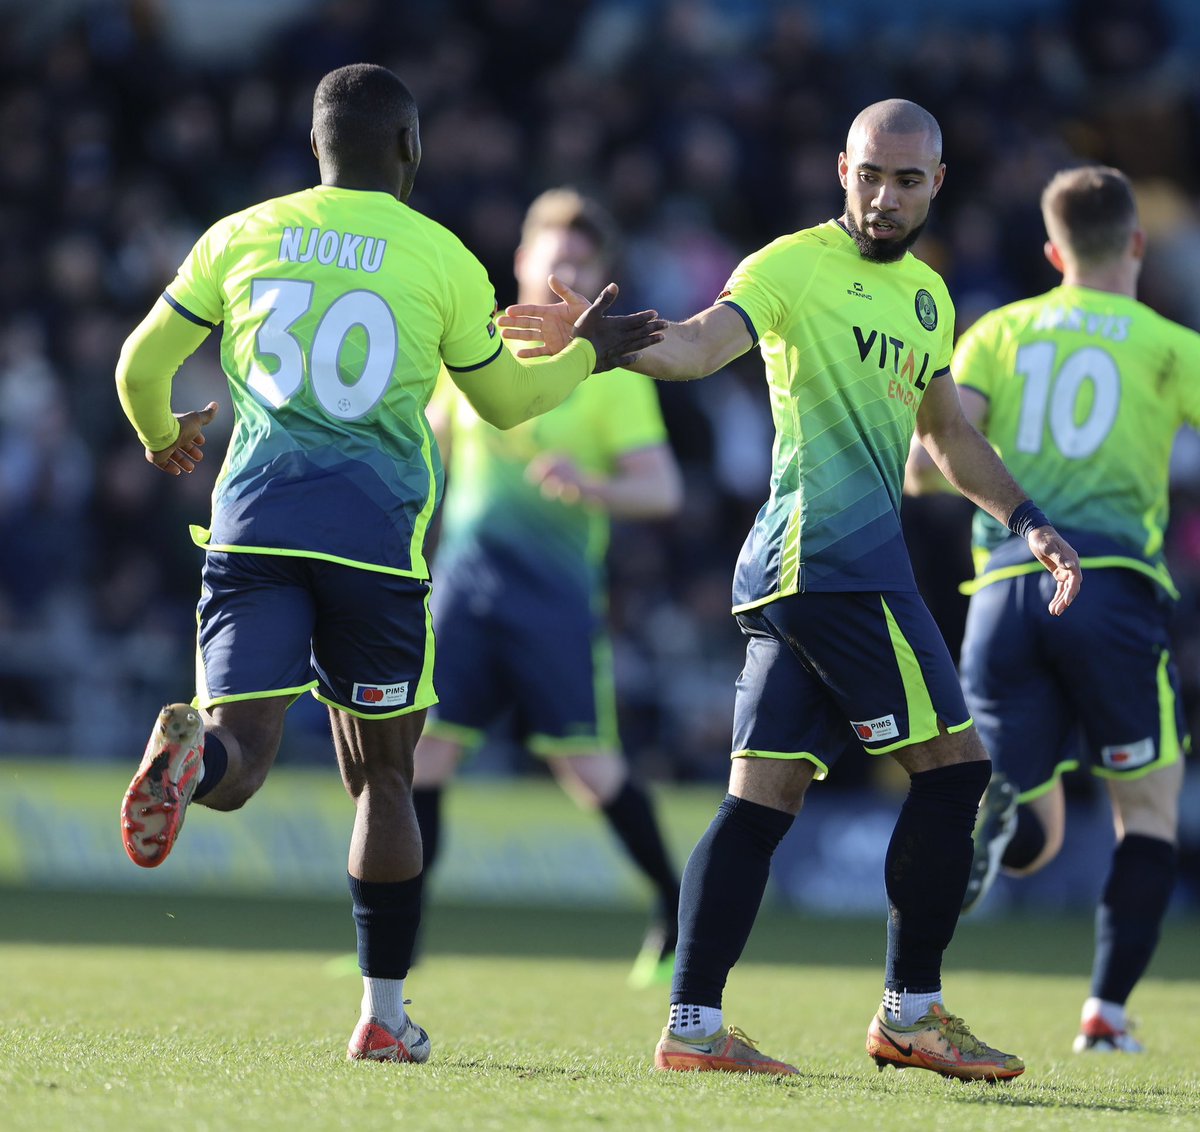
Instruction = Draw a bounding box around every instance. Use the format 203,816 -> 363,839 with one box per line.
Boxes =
1028,526 -> 1082,616
148,401 -> 219,475
499,273 -> 589,358
500,276 -> 666,371
572,283 -> 666,373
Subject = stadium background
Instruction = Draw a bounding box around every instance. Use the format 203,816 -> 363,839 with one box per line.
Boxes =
0,0 -> 1198,913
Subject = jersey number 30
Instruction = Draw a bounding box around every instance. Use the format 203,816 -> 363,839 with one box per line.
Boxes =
248,278 -> 397,420
1014,341 -> 1120,459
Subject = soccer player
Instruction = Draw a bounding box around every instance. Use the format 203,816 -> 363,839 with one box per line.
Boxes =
908,165 -> 1191,1054
501,98 -> 1082,1081
411,189 -> 684,987
114,63 -> 663,1063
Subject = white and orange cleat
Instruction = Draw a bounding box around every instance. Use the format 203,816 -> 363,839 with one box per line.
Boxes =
121,704 -> 205,868
347,1015 -> 432,1063
653,1025 -> 798,1075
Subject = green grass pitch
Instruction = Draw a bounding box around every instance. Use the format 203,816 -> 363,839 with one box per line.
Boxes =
1,889 -> 1197,1131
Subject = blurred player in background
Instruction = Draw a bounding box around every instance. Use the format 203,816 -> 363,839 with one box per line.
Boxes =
503,98 -> 1082,1081
114,63 -> 662,1064
908,165 -> 1191,1054
412,189 -> 684,986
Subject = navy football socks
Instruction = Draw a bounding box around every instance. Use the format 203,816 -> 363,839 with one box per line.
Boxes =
885,760 -> 991,993
1001,804 -> 1047,870
1091,833 -> 1177,1005
191,731 -> 229,801
349,872 -> 424,979
671,793 -> 794,1008
602,779 -> 681,931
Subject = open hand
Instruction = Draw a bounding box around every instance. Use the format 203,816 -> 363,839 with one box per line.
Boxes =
148,401 -> 219,475
500,277 -> 666,371
1028,526 -> 1082,615
499,273 -> 589,358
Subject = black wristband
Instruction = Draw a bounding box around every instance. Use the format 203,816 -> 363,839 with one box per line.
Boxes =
1007,499 -> 1050,539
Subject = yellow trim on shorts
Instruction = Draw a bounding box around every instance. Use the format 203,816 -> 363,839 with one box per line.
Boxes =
193,686 -> 314,711
316,581 -> 439,720
512,626 -> 621,760
1018,652 -> 1187,795
313,688 -> 437,720
863,596 -> 972,754
527,733 -> 616,758
1016,758 -> 1080,803
189,525 -> 430,579
732,749 -> 831,781
961,555 -> 1178,601
422,718 -> 485,749
731,589 -> 788,615
1092,648 -> 1185,781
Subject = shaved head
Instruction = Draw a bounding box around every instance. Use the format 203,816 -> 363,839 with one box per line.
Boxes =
847,99 -> 942,161
838,98 -> 945,262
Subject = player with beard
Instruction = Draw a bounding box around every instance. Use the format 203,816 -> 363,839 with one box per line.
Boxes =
500,99 -> 1082,1080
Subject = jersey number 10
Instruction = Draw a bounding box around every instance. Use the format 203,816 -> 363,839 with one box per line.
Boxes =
1014,341 -> 1120,460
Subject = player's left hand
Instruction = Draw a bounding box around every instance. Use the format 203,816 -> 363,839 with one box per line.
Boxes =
1027,525 -> 1081,616
148,401 -> 218,475
525,453 -> 599,507
499,274 -> 590,358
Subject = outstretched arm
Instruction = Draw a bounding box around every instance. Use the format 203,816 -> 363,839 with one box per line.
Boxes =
116,297 -> 219,474
500,276 -> 752,381
451,284 -> 665,430
915,374 -> 1081,614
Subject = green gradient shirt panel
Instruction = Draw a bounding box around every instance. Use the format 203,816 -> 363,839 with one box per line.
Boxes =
723,220 -> 955,606
437,363 -> 668,594
166,185 -> 501,575
954,285 -> 1200,565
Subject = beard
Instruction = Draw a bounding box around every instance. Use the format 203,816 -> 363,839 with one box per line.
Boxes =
843,203 -> 926,263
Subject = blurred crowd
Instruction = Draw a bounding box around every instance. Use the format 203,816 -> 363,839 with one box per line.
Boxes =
3,0 -> 1200,821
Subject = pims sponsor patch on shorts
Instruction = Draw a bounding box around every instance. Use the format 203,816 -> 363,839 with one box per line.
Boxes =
851,714 -> 901,742
352,681 -> 411,708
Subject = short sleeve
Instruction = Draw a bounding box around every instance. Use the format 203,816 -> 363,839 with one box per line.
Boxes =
439,239 -> 503,373
717,238 -> 803,346
936,284 -> 956,377
1168,321 -> 1200,430
165,216 -> 236,327
952,313 -> 1002,399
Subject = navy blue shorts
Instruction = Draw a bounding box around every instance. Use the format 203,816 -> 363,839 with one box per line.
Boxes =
960,567 -> 1188,796
196,551 -> 436,718
731,590 -> 970,778
425,547 -> 617,756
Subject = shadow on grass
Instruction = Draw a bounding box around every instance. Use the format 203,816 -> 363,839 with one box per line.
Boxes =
1,886 -> 1197,982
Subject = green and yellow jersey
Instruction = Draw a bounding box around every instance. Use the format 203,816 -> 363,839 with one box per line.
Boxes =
954,284 -> 1200,597
163,185 -> 502,577
719,220 -> 955,610
435,360 -> 669,597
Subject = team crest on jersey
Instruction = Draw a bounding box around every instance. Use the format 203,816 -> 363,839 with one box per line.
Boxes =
850,714 -> 900,743
1100,737 -> 1155,770
914,289 -> 937,331
352,681 -> 411,708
